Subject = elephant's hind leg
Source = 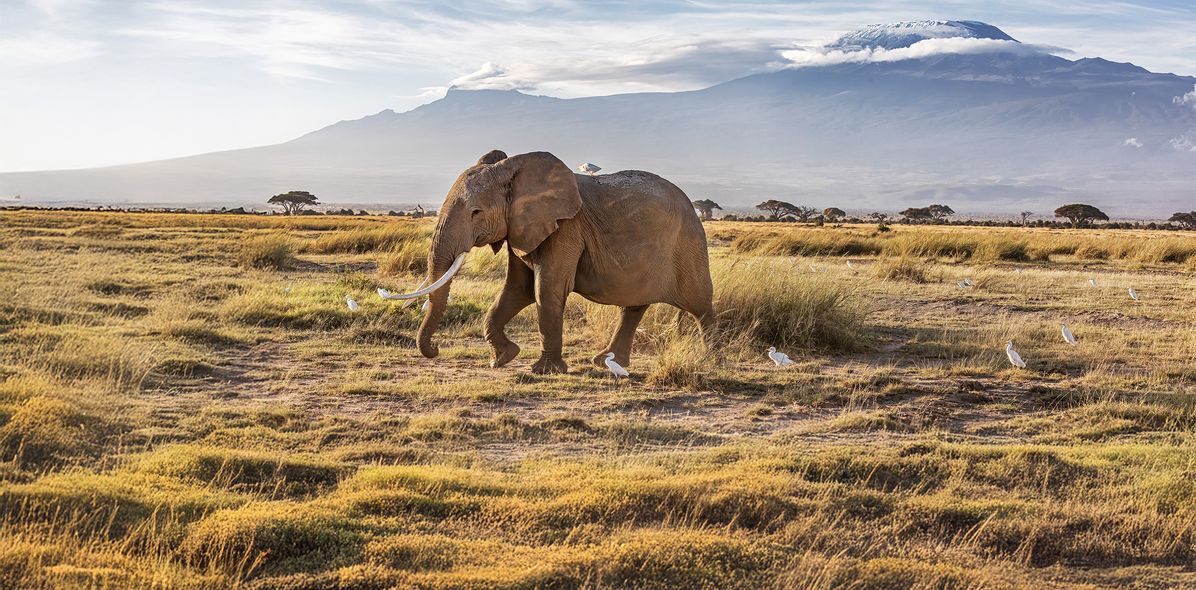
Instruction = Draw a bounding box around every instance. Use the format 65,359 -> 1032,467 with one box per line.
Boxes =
485,250 -> 535,368
684,300 -> 715,342
674,266 -> 715,345
592,304 -> 649,367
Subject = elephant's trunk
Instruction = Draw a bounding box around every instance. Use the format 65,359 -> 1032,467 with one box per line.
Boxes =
417,215 -> 467,359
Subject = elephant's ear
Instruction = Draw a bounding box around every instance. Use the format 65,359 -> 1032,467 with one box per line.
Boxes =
497,152 -> 582,254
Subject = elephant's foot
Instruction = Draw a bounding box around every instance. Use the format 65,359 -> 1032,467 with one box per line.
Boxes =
490,341 -> 520,368
592,349 -> 630,368
531,354 -> 568,375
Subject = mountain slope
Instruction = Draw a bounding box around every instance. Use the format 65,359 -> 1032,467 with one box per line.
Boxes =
3,21 -> 1194,215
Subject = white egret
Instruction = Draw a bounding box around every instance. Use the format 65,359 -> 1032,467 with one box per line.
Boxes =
577,162 -> 602,175
346,297 -> 359,312
1128,287 -> 1139,301
957,281 -> 969,290
377,287 -> 393,299
603,352 -> 629,381
1005,341 -> 1026,368
767,346 -> 794,366
963,278 -> 974,286
1061,323 -> 1077,346
1088,278 -> 1098,287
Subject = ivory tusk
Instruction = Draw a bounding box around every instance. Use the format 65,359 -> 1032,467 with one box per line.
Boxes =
378,253 -> 465,300
399,277 -> 429,308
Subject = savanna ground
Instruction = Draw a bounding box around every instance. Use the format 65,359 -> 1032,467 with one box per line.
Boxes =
1,210 -> 1194,589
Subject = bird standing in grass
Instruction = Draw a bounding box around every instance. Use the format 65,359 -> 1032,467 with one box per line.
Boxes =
767,346 -> 794,366
1128,287 -> 1139,301
1088,278 -> 1098,287
603,352 -> 629,382
577,162 -> 601,175
1005,341 -> 1026,368
1061,323 -> 1077,346
957,281 -> 969,290
963,278 -> 975,287
346,296 -> 359,312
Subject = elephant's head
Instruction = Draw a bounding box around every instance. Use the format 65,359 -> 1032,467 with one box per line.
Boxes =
387,150 -> 582,358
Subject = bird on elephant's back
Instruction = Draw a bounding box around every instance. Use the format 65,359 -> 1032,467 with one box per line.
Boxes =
385,150 -> 713,375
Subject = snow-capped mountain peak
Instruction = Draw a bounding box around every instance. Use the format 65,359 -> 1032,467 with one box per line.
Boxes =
827,20 -> 1018,51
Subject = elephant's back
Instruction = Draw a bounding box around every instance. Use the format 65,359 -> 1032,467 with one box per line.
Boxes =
579,170 -> 701,225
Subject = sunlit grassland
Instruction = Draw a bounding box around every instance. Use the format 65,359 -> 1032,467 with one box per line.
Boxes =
0,210 -> 1194,589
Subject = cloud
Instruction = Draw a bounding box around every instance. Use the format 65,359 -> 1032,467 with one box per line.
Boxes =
1175,84 -> 1196,108
1168,86 -> 1196,152
108,1 -> 802,92
1123,137 -> 1142,148
450,62 -> 537,91
781,37 -> 1060,68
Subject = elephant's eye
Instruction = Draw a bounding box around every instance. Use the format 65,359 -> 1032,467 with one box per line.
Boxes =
471,208 -> 482,217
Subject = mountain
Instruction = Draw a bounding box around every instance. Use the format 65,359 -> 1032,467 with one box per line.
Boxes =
3,21 -> 1195,216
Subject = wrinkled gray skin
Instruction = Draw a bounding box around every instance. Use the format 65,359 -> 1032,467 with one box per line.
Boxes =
418,150 -> 713,374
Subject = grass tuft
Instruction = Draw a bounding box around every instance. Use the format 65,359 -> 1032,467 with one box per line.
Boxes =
873,256 -> 929,283
238,232 -> 296,270
713,258 -> 868,352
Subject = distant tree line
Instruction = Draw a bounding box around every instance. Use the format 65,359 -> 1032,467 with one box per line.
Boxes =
264,190 -> 435,217
687,197 -> 1196,231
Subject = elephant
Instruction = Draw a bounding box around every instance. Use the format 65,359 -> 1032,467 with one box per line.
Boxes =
387,150 -> 713,374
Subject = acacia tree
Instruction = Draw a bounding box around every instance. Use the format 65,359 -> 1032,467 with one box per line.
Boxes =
1054,203 -> 1109,228
792,205 -> 820,222
268,190 -> 319,215
1019,211 -> 1034,226
756,199 -> 798,220
899,207 -> 933,223
691,199 -> 722,221
928,204 -> 955,220
823,207 -> 846,223
1168,211 -> 1196,228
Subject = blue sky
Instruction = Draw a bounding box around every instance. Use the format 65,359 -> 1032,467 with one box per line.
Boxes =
2,0 -> 1195,171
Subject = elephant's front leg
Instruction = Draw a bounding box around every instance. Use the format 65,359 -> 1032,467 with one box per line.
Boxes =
485,249 -> 535,368
531,268 -> 573,375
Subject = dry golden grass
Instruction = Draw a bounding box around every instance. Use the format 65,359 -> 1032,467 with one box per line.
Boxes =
727,221 -> 1196,266
0,210 -> 1194,589
712,258 -> 868,352
238,231 -> 296,270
